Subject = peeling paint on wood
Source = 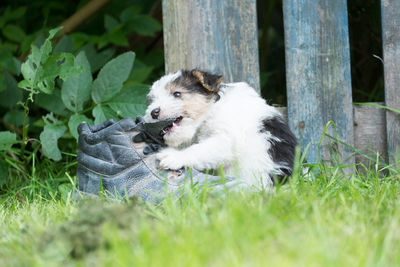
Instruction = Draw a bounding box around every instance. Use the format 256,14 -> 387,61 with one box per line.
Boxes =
381,0 -> 400,165
162,0 -> 260,92
282,0 -> 354,165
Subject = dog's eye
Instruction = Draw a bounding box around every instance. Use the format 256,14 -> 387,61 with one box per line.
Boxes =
173,92 -> 181,98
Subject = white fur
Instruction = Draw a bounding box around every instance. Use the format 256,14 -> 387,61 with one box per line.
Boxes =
145,72 -> 285,189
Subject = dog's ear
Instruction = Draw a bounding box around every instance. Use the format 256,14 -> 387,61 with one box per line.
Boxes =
192,70 -> 222,93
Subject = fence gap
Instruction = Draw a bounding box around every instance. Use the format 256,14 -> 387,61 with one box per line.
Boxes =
348,1 -> 384,103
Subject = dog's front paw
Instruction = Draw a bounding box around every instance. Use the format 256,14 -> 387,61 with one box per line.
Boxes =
157,148 -> 187,170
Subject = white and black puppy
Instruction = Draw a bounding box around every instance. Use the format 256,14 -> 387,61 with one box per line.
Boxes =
144,69 -> 297,188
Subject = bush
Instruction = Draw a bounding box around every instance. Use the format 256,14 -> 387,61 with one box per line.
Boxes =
0,1 -> 163,188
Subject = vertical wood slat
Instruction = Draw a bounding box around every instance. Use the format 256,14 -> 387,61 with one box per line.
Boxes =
282,0 -> 354,165
381,0 -> 400,165
278,103 -> 388,168
162,0 -> 260,92
353,103 -> 388,168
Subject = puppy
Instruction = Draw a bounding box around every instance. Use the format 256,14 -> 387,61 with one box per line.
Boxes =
144,69 -> 297,188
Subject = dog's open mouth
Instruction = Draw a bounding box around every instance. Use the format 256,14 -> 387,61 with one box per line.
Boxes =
161,116 -> 183,136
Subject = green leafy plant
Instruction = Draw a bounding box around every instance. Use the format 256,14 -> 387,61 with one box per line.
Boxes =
17,27 -> 80,158
0,26 -> 148,186
0,0 -> 165,189
69,6 -> 162,51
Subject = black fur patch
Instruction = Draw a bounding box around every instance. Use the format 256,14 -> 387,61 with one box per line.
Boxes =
261,116 -> 297,185
172,69 -> 222,100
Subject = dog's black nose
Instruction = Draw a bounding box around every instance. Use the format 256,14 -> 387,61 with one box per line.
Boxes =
151,107 -> 160,119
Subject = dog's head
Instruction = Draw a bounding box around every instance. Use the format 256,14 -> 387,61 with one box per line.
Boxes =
144,69 -> 222,147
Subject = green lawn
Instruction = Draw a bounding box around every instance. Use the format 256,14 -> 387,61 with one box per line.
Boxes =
1,162 -> 400,266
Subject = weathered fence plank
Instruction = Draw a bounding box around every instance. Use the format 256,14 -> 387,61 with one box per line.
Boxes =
278,103 -> 387,167
353,103 -> 387,167
282,0 -> 354,165
381,0 -> 400,165
162,0 -> 260,92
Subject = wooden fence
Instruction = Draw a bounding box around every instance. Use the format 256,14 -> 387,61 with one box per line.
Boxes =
162,0 -> 400,167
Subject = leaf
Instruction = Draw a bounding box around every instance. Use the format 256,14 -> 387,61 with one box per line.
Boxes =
32,31 -> 46,49
61,51 -> 92,112
11,57 -> 21,76
77,44 -> 115,73
3,41 -> 18,53
0,6 -> 26,28
0,131 -> 17,151
108,28 -> 129,47
142,49 -> 164,69
17,80 -> 30,90
4,6 -> 26,21
39,53 -> 81,94
2,24 -> 26,42
120,6 -> 141,22
47,27 -> 63,40
20,34 -> 36,55
0,74 -> 5,92
3,109 -> 25,127
40,123 -> 67,161
18,27 -> 78,95
19,27 -> 63,94
125,15 -> 162,36
68,114 -> 92,140
104,14 -> 119,31
36,90 -> 69,116
69,32 -> 90,50
107,85 -> 148,118
91,51 -> 135,104
0,71 -> 22,108
54,35 -> 74,53
94,35 -> 109,50
0,47 -> 21,75
0,158 -> 9,187
129,59 -> 154,83
92,105 -> 118,125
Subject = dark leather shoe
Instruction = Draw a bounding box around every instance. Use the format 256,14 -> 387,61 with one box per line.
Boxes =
76,118 -> 236,202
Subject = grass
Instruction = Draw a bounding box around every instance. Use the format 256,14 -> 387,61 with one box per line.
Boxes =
1,152 -> 400,267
